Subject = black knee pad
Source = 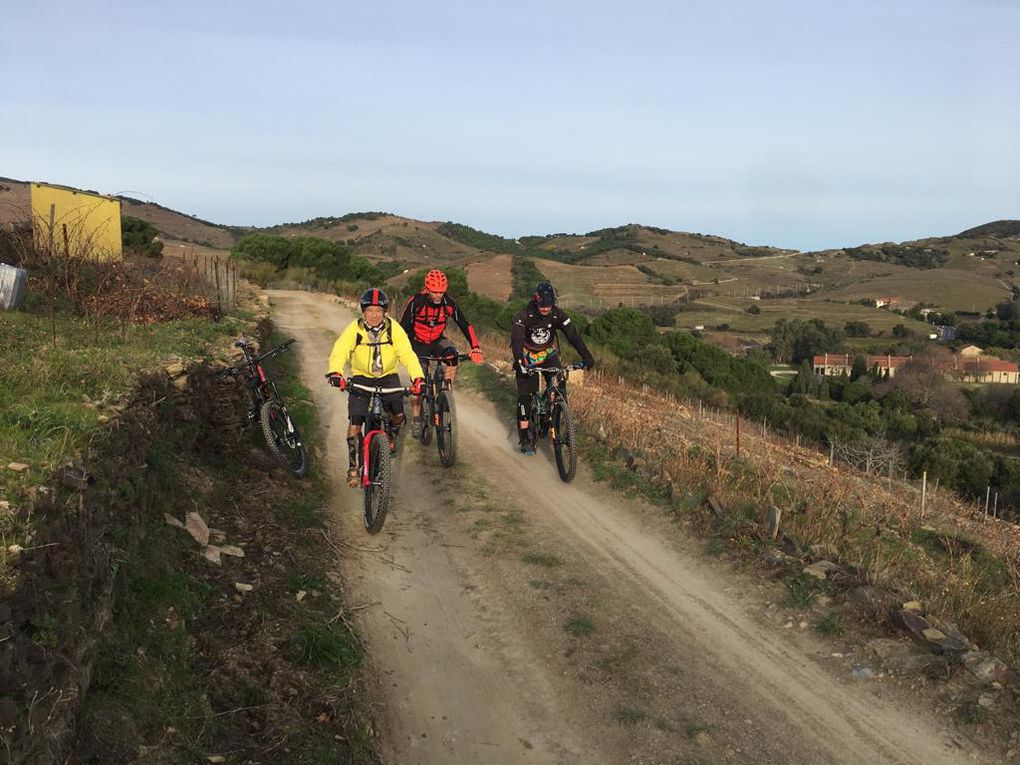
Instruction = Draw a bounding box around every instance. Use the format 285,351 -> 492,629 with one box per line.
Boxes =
516,397 -> 530,420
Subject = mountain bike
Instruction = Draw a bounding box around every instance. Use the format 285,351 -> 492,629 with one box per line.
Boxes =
415,352 -> 470,467
222,337 -> 309,477
328,377 -> 411,534
521,364 -> 582,482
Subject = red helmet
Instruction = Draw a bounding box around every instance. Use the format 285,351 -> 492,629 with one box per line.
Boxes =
424,269 -> 448,293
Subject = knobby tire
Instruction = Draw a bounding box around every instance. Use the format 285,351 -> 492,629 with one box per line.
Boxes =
436,390 -> 457,467
259,399 -> 309,477
420,392 -> 434,446
552,399 -> 577,482
363,431 -> 392,534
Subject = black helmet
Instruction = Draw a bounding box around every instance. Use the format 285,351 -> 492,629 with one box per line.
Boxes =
533,281 -> 556,307
359,287 -> 389,310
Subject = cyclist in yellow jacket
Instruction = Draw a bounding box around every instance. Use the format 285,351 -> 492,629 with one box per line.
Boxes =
327,288 -> 425,487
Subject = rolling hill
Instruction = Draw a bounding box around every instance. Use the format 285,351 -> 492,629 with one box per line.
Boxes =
4,174 -> 1019,336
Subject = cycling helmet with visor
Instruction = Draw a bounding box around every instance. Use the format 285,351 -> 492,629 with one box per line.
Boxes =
424,269 -> 448,293
533,281 -> 556,308
359,287 -> 390,310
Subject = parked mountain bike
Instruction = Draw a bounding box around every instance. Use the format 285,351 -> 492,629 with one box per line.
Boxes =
221,337 -> 308,477
327,377 -> 411,534
521,365 -> 582,483
415,352 -> 470,467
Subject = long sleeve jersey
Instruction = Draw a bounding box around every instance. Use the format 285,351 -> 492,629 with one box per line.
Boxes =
510,302 -> 594,366
399,292 -> 480,347
327,317 -> 424,380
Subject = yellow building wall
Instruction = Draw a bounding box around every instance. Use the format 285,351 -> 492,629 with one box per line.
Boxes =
30,183 -> 122,260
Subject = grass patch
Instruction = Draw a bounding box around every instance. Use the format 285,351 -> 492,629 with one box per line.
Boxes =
500,510 -> 525,529
289,624 -> 363,672
783,571 -> 830,609
813,611 -> 845,636
955,698 -> 990,725
0,305 -> 248,597
457,363 -> 517,416
705,538 -> 725,557
613,705 -> 647,725
589,446 -> 671,504
286,571 -> 326,593
280,492 -> 325,529
565,613 -> 596,637
521,551 -> 563,568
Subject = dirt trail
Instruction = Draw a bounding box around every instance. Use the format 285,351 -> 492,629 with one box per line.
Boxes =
269,289 -> 992,765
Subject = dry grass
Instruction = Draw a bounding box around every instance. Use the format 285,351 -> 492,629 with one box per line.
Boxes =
824,268 -> 1011,313
551,366 -> 1020,665
473,317 -> 1020,664
466,253 -> 513,301
536,259 -> 689,307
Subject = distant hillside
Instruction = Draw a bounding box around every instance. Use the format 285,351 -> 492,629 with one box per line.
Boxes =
117,196 -> 246,249
6,172 -> 1020,321
957,220 -> 1020,239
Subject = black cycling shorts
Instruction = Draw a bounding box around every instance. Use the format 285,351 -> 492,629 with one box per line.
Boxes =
514,355 -> 561,397
348,374 -> 404,426
412,337 -> 459,368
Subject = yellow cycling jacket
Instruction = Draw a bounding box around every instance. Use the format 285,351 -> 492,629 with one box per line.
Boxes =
327,317 -> 424,380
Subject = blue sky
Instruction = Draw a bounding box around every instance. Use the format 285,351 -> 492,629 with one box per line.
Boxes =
2,0 -> 1017,250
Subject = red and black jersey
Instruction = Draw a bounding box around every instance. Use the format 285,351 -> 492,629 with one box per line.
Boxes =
399,292 -> 480,348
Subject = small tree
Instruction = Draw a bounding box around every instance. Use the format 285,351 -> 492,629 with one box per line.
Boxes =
850,355 -> 868,381
845,320 -> 871,337
121,216 -> 163,258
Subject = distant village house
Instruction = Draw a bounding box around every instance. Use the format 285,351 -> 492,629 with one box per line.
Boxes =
812,345 -> 1020,384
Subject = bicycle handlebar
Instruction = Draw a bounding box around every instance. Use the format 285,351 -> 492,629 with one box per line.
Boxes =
520,363 -> 584,375
221,338 -> 296,375
348,382 -> 411,396
419,353 -> 471,362
322,374 -> 411,396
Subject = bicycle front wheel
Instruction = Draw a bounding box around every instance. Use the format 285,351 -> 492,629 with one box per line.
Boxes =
436,390 -> 457,467
259,399 -> 309,477
551,399 -> 577,482
363,431 -> 392,534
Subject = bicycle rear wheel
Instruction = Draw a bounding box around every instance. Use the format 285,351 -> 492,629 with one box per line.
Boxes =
436,390 -> 457,467
259,399 -> 309,477
420,392 -> 434,446
551,399 -> 577,482
363,431 -> 392,533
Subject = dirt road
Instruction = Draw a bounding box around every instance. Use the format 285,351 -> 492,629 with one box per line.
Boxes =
269,289 -> 991,765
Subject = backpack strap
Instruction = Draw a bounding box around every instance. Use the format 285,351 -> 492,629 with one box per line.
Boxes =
354,317 -> 394,347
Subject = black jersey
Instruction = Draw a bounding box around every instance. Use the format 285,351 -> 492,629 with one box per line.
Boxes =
510,302 -> 593,366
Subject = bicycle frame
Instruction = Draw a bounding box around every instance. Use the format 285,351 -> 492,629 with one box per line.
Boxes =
521,365 -> 580,444
418,353 -> 469,415
230,338 -> 295,412
349,382 -> 408,488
